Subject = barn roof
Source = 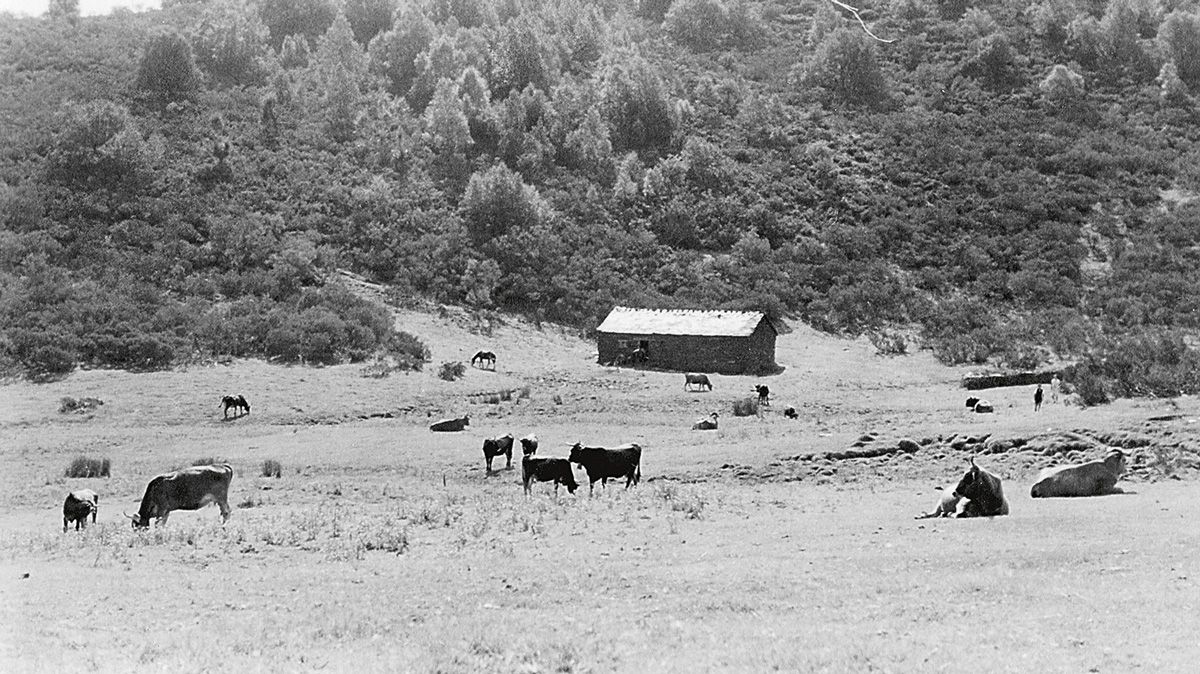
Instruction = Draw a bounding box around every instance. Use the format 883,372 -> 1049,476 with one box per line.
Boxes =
597,306 -> 771,337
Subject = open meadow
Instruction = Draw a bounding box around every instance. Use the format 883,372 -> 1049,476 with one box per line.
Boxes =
2,308 -> 1200,673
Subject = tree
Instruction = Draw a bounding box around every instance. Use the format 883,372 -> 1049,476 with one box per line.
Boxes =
1160,11 -> 1200,88
1040,64 -> 1085,103
259,0 -> 337,50
492,14 -> 558,98
805,28 -> 888,107
1158,62 -> 1191,106
46,0 -> 79,26
460,163 -> 549,244
45,101 -> 152,193
423,78 -> 472,156
599,55 -> 678,154
311,13 -> 367,142
664,0 -> 727,52
344,0 -> 395,45
194,0 -> 271,86
135,32 -> 201,107
368,6 -> 436,98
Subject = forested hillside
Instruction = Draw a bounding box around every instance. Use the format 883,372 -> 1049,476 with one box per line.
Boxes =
3,0 -> 1200,401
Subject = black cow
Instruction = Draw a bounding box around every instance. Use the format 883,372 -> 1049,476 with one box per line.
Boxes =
754,384 -> 770,406
947,457 -> 1009,518
482,433 -> 515,473
471,351 -> 496,369
519,434 -> 539,456
221,394 -> 250,418
430,415 -> 470,432
568,443 -> 642,495
63,489 -> 98,532
522,455 -> 578,496
783,407 -> 799,420
684,373 -> 712,392
126,463 -> 234,528
965,396 -> 980,409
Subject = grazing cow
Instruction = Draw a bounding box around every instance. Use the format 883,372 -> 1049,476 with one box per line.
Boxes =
936,457 -> 1009,518
63,489 -> 98,532
125,464 -> 234,528
471,351 -> 496,369
1030,449 -> 1127,498
522,455 -> 579,496
684,373 -> 712,392
519,434 -> 539,456
692,412 -> 719,431
568,443 -> 642,495
783,407 -> 799,420
221,394 -> 250,418
430,415 -> 470,432
482,433 -> 515,473
965,396 -> 980,409
754,384 -> 770,406
973,400 -> 994,414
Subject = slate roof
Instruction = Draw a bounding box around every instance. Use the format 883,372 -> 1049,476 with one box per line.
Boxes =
596,306 -> 770,338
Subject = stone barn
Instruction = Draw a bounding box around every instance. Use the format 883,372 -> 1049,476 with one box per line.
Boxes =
596,306 -> 777,374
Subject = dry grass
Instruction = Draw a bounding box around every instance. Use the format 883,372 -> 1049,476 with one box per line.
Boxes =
4,311 -> 1200,671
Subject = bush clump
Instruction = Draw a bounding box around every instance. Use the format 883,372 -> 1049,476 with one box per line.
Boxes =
438,361 -> 466,381
262,459 -> 283,478
65,456 -> 110,478
732,397 -> 759,417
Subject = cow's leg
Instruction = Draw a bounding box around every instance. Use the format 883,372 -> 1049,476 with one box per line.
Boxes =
485,455 -> 493,474
158,513 -> 170,526
218,499 -> 231,523
505,450 -> 512,470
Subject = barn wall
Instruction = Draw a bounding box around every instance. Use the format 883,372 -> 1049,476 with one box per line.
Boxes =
598,322 -> 777,374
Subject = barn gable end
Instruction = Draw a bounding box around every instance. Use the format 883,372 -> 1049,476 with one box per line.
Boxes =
596,307 -> 777,375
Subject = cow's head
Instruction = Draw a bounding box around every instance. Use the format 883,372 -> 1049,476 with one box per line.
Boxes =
125,510 -> 151,528
1103,449 -> 1127,475
952,457 -> 990,501
568,443 -> 584,464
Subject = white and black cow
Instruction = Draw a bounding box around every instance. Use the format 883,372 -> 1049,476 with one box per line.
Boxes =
63,489 -> 98,532
568,443 -> 642,495
482,433 -> 515,473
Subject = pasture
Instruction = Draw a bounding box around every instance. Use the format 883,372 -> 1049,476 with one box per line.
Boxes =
2,309 -> 1199,672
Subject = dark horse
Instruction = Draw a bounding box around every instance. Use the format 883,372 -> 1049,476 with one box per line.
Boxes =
221,395 -> 250,418
471,351 -> 496,369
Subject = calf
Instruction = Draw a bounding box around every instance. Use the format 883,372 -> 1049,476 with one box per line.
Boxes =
522,455 -> 578,496
63,489 -> 98,532
754,384 -> 770,406
1030,449 -> 1126,498
692,412 -> 719,431
568,443 -> 642,495
915,489 -> 963,519
482,433 -> 515,473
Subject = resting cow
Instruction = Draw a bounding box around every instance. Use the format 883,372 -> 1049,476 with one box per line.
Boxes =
684,373 -> 712,392
63,489 -> 98,532
1030,449 -> 1127,498
221,394 -> 250,418
692,412 -> 719,431
783,407 -> 798,420
126,463 -> 234,528
918,458 -> 1008,518
430,415 -> 470,432
482,433 -> 515,473
973,400 -> 994,414
568,443 -> 642,495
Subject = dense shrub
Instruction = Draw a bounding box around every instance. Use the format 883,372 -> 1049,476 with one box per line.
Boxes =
389,330 -> 431,371
439,361 -> 466,381
135,32 -> 201,105
65,456 -> 110,478
805,28 -> 888,107
262,459 -> 283,478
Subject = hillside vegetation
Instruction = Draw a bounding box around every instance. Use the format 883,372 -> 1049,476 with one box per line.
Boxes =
3,0 -> 1200,401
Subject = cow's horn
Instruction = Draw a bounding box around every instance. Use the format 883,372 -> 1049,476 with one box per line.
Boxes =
123,511 -> 138,521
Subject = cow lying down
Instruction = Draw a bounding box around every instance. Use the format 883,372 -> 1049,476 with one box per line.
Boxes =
917,458 -> 1009,518
1030,449 -> 1126,498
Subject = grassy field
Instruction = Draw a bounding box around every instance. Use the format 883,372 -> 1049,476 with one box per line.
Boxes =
2,308 -> 1199,672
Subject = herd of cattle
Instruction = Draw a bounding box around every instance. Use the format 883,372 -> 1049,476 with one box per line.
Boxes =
53,376 -> 1135,531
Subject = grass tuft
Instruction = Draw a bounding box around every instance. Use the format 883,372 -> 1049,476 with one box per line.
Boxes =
262,459 -> 283,478
65,456 -> 110,478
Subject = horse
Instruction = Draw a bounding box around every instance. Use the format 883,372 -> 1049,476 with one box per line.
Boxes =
471,351 -> 496,369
